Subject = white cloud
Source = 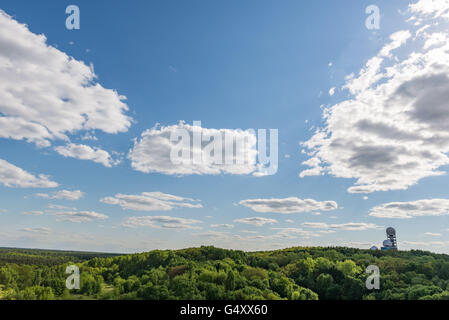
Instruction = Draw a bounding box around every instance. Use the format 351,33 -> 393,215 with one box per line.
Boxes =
343,241 -> 374,248
301,222 -> 330,229
239,197 -> 337,214
241,230 -> 258,235
300,3 -> 449,193
128,122 -> 261,176
409,0 -> 449,20
80,133 -> 98,141
101,192 -> 202,212
329,87 -> 336,96
123,216 -> 202,229
192,227 -> 315,242
302,222 -> 381,231
193,231 -> 229,239
369,199 -> 449,219
0,11 -> 131,147
55,143 -> 119,167
231,228 -> 318,241
18,227 -> 51,235
271,228 -> 317,239
234,217 -> 278,227
424,232 -> 441,236
22,210 -> 44,216
0,158 -> 58,188
47,204 -> 76,210
52,210 -> 108,223
36,189 -> 84,200
402,240 -> 449,247
210,224 -> 234,229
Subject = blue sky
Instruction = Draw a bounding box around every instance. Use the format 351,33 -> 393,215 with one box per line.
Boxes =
1,0 -> 449,253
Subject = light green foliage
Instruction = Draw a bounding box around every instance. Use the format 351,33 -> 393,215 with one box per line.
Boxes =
2,246 -> 449,300
336,260 -> 361,277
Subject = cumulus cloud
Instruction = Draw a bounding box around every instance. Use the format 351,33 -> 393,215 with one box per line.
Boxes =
210,224 -> 234,229
123,216 -> 202,229
233,228 -> 318,241
18,227 -> 51,235
52,210 -> 108,223
302,222 -> 381,231
22,210 -> 44,216
193,231 -> 229,239
47,204 -> 76,210
343,241 -> 375,248
0,158 -> 58,188
369,199 -> 449,219
101,192 -> 202,212
55,144 -> 119,167
239,197 -> 338,214
402,240 -> 449,247
0,10 -> 131,148
35,189 -> 84,200
300,1 -> 449,193
128,122 -> 264,176
234,217 -> 278,227
301,222 -> 330,229
271,228 -> 317,239
424,232 -> 441,236
409,0 -> 449,20
80,133 -> 98,141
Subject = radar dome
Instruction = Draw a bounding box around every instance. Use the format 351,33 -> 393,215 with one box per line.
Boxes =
386,227 -> 396,236
383,239 -> 393,247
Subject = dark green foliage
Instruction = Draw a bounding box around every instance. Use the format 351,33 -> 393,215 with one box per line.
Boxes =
2,246 -> 449,300
0,247 -> 119,266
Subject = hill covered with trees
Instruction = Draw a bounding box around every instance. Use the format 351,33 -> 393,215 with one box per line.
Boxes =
1,246 -> 449,300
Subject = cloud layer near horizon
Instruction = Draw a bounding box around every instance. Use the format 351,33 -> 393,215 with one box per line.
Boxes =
123,216 -> 202,229
302,222 -> 381,231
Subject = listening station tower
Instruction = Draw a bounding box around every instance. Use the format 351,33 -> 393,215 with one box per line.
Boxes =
381,227 -> 398,251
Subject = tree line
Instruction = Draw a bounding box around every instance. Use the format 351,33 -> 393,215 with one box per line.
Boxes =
2,246 -> 449,300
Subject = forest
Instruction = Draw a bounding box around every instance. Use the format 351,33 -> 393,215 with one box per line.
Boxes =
1,246 -> 449,300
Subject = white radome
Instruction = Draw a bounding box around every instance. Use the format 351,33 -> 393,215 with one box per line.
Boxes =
383,239 -> 393,247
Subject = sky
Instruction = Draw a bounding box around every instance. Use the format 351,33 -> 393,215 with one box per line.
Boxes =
1,0 -> 449,254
